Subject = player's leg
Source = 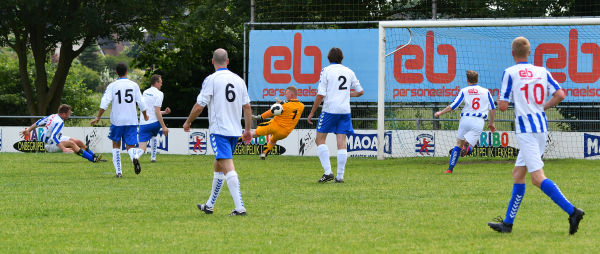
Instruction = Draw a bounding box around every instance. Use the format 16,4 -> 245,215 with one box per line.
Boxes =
447,138 -> 465,173
334,133 -> 347,182
525,133 -> 584,234
260,138 -> 278,160
198,160 -> 224,214
149,136 -> 158,162
315,112 -> 336,182
122,126 -> 142,174
69,137 -> 101,162
60,140 -> 96,162
137,122 -> 159,159
108,125 -> 124,177
217,135 -> 246,215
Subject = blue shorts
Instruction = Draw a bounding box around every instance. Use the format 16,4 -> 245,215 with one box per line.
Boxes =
316,112 -> 354,135
108,125 -> 138,146
138,121 -> 161,142
210,134 -> 239,160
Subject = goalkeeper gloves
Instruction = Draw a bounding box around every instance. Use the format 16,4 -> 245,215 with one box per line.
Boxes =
252,115 -> 262,120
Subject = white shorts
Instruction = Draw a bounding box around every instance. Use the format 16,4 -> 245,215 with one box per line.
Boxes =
457,117 -> 484,146
515,132 -> 547,172
44,135 -> 71,153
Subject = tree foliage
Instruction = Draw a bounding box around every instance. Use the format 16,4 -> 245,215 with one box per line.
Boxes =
0,0 -> 185,118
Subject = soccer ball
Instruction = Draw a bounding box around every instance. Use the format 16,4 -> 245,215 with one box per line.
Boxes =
270,103 -> 283,116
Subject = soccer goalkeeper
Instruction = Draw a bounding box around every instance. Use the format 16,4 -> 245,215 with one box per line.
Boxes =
252,86 -> 304,159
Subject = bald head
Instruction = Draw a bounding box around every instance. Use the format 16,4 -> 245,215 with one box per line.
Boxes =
213,48 -> 228,66
512,36 -> 530,60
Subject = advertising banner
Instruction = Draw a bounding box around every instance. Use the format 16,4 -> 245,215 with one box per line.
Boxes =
249,27 -> 600,102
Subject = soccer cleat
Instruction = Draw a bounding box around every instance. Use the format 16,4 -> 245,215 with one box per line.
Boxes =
334,178 -> 344,183
568,207 -> 585,235
229,209 -> 247,216
197,204 -> 214,214
150,159 -> 156,163
488,216 -> 513,233
259,153 -> 266,160
133,158 -> 141,174
318,173 -> 334,183
445,169 -> 453,174
460,144 -> 472,157
93,153 -> 102,163
116,173 -> 122,178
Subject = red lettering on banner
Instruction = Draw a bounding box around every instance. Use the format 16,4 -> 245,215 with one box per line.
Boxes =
264,46 -> 292,83
263,33 -> 322,84
534,43 -> 567,83
425,31 -> 456,83
568,29 -> 600,83
393,31 -> 456,84
394,45 -> 424,83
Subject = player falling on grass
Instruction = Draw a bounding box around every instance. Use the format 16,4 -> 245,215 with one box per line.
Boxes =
487,36 -> 584,234
307,47 -> 364,183
183,48 -> 252,216
91,62 -> 149,178
20,104 -> 101,162
251,86 -> 304,160
138,74 -> 171,163
434,70 -> 496,174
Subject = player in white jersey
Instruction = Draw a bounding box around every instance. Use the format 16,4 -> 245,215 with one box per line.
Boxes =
138,74 -> 171,162
307,47 -> 364,183
488,37 -> 584,235
435,70 -> 496,174
91,62 -> 149,178
21,104 -> 100,162
183,48 -> 252,216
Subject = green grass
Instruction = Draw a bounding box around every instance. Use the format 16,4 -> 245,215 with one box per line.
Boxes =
0,153 -> 597,253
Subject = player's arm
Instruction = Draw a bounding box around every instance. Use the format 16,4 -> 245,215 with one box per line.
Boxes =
91,86 -> 113,125
155,106 -> 169,136
434,106 -> 453,118
436,91 -> 463,117
242,103 -> 252,144
183,103 -> 205,132
544,88 -> 565,110
488,109 -> 496,132
498,71 -> 512,112
307,95 -> 324,125
21,122 -> 38,138
135,86 -> 149,121
161,107 -> 171,115
350,75 -> 364,97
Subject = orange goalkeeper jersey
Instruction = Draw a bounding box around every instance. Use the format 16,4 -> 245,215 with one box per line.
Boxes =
261,99 -> 305,132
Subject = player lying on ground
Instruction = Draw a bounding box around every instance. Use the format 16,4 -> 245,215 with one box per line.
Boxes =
20,104 -> 101,162
251,86 -> 304,159
435,70 -> 496,174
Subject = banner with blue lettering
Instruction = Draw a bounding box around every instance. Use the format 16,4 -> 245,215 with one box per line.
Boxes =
249,26 -> 600,102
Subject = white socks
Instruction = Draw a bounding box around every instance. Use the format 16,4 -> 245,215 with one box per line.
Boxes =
127,148 -> 136,161
206,172 -> 225,208
226,171 -> 245,213
150,137 -> 157,161
112,148 -> 122,174
317,144 -> 332,175
337,149 -> 348,180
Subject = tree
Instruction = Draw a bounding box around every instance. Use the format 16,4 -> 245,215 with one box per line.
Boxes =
133,0 -> 250,126
0,0 -> 185,117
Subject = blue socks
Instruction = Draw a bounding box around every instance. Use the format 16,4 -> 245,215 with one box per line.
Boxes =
448,146 -> 461,171
504,183 -> 525,224
540,179 -> 575,215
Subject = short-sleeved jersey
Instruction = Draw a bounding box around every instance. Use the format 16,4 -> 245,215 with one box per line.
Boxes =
317,64 -> 364,114
35,114 -> 64,144
260,99 -> 305,133
140,86 -> 164,125
100,78 -> 147,126
500,62 -> 561,133
449,85 -> 496,119
196,68 -> 250,136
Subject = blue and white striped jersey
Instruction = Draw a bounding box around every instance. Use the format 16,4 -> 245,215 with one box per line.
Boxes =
35,114 -> 64,144
449,85 -> 496,119
500,62 -> 561,133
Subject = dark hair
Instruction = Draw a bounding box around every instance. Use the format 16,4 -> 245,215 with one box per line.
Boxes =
150,74 -> 162,85
58,104 -> 72,114
327,47 -> 344,64
466,70 -> 478,84
116,62 -> 128,77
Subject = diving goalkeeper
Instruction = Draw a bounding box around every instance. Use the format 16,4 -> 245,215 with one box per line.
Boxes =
252,86 -> 304,159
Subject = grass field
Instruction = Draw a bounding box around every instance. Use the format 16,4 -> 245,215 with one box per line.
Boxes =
0,153 -> 597,253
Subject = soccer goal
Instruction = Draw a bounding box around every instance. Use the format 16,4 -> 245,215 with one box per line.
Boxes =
377,18 -> 600,160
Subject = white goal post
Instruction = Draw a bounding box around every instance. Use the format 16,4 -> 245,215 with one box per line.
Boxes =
377,18 -> 600,160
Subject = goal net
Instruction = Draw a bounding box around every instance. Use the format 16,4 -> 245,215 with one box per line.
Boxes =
377,18 -> 600,160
